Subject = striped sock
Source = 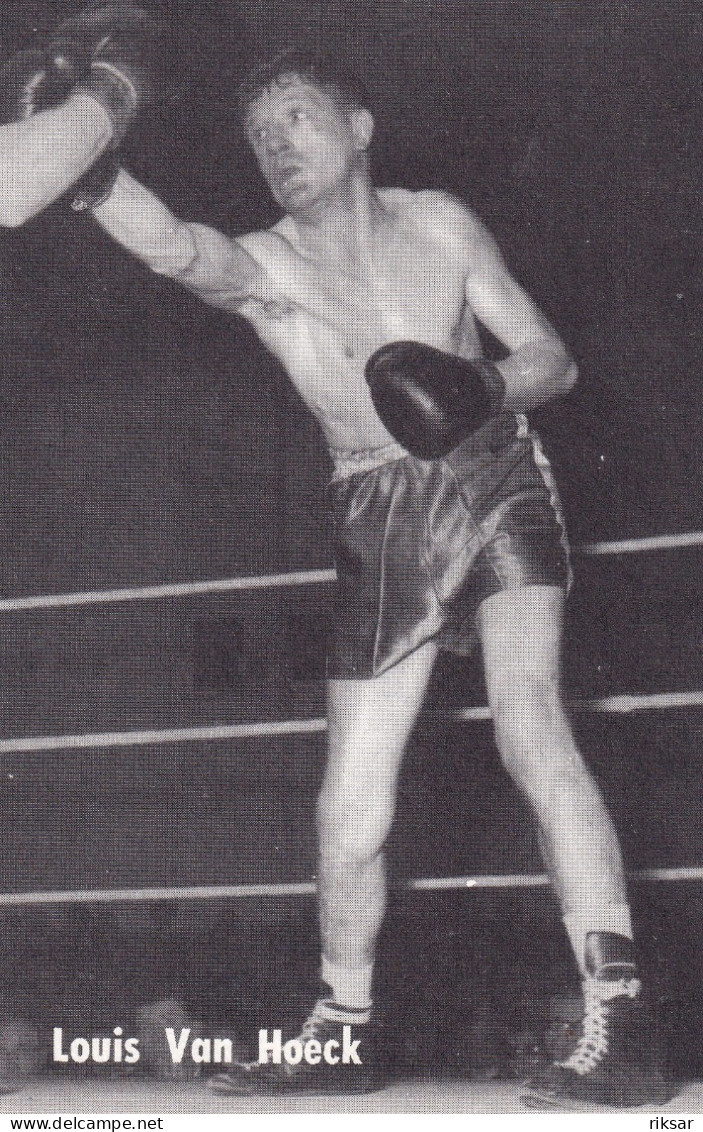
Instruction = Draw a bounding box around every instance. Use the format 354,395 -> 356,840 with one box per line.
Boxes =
319,956 -> 373,1023
563,907 -> 633,977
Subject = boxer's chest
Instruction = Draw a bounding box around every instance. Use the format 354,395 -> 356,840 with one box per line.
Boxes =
251,233 -> 468,362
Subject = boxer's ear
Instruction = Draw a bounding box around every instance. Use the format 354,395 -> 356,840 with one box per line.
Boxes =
351,107 -> 374,151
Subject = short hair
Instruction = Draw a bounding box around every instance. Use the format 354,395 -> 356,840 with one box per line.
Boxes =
238,47 -> 372,123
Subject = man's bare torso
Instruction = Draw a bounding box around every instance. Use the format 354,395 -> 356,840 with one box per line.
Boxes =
227,188 -> 482,456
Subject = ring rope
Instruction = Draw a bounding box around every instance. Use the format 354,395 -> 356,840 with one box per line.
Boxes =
1,533 -> 700,902
0,568 -> 338,613
0,529 -> 700,615
579,531 -> 703,556
0,717 -> 328,755
1,867 -> 702,907
0,691 -> 701,756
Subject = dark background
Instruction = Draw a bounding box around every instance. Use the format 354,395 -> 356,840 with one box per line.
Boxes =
0,0 -> 702,1081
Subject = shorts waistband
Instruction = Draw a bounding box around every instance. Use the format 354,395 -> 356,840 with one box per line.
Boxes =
330,440 -> 408,480
330,414 -> 529,480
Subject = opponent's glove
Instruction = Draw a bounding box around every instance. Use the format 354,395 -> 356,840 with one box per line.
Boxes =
0,48 -> 74,122
47,5 -> 164,147
365,340 -> 506,460
0,45 -> 120,211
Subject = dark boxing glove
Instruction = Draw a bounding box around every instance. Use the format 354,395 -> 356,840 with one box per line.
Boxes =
48,5 -> 164,147
0,48 -> 75,122
365,340 -> 506,460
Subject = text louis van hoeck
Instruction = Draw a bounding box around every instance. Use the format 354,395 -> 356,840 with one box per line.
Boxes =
52,1026 -> 363,1066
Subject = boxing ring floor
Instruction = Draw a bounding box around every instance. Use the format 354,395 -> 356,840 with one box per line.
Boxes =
2,1076 -> 702,1115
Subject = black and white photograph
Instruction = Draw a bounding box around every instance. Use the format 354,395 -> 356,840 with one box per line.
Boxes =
0,0 -> 701,1121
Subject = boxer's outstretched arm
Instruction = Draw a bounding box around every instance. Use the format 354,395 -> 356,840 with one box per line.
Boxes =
0,92 -> 112,227
94,169 -> 262,306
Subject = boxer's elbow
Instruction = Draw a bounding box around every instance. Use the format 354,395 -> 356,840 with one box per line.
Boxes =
542,337 -> 578,396
561,355 -> 579,393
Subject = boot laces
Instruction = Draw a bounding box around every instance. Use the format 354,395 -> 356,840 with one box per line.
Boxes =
558,976 -> 641,1076
299,1003 -> 327,1043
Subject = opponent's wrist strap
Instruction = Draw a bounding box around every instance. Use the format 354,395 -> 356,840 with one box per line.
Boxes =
70,152 -> 121,213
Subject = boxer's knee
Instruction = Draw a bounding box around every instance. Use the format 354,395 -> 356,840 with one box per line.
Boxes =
317,783 -> 395,869
490,673 -> 581,792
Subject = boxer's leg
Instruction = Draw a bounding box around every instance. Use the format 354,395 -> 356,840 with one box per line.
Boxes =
318,640 -> 439,1006
208,640 -> 438,1095
476,585 -> 671,1107
477,584 -> 630,956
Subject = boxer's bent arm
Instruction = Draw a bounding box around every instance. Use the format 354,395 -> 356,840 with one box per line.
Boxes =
463,220 -> 577,411
94,170 -> 262,305
428,193 -> 577,411
466,253 -> 578,412
0,92 -> 113,227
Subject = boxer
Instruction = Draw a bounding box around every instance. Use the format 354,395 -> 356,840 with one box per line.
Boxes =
31,23 -> 671,1107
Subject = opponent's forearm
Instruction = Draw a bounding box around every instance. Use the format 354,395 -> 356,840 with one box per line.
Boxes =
0,92 -> 113,227
497,340 -> 578,412
93,168 -> 198,276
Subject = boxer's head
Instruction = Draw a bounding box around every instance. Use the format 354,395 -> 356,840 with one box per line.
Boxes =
240,49 -> 374,212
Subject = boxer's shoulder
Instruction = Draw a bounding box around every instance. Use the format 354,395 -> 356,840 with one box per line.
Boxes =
235,226 -> 307,294
238,222 -> 304,266
378,188 -> 494,264
381,187 -> 475,225
229,227 -> 316,319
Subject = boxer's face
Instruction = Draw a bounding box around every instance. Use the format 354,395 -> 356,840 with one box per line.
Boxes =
245,76 -> 372,212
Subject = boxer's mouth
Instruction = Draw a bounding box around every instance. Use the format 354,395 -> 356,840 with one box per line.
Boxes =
275,163 -> 304,190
